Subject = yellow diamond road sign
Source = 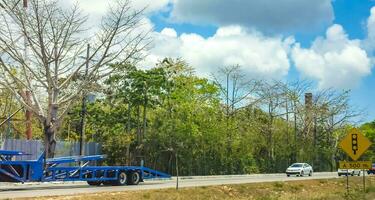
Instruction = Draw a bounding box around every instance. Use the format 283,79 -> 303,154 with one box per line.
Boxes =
339,128 -> 372,161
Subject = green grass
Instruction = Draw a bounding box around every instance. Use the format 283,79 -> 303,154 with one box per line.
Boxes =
19,177 -> 375,200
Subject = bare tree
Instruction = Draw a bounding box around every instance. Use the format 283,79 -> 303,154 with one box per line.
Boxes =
312,89 -> 363,170
212,65 -> 260,121
280,80 -> 312,162
211,65 -> 260,173
0,0 -> 149,158
257,81 -> 290,170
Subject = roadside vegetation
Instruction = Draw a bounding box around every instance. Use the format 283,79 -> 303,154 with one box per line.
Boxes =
19,178 -> 375,200
2,58 -> 375,175
0,0 -> 374,176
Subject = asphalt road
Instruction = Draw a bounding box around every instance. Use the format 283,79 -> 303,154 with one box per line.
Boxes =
0,172 -> 338,199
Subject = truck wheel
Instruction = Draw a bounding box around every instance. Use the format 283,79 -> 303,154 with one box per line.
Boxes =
114,171 -> 127,186
87,181 -> 102,186
127,171 -> 140,185
309,171 -> 312,176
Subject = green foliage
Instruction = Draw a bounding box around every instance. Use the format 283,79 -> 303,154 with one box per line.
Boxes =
360,121 -> 375,161
0,89 -> 43,140
58,58 -> 368,175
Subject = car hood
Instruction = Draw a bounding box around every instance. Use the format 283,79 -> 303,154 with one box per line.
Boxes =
286,167 -> 302,171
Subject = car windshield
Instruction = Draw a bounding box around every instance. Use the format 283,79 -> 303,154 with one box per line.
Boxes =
290,164 -> 303,168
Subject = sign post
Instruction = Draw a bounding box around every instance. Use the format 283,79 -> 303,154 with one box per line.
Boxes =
363,169 -> 366,193
339,128 -> 372,195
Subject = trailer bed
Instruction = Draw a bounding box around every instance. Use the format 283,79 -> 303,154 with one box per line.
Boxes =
0,150 -> 170,186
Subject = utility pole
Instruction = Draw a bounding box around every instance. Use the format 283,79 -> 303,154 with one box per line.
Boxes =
24,0 -> 32,139
79,44 -> 90,156
25,91 -> 32,139
22,0 -> 32,140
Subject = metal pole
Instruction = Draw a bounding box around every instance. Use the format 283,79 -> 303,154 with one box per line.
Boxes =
345,157 -> 349,196
363,169 -> 366,193
79,44 -> 90,156
346,172 -> 349,195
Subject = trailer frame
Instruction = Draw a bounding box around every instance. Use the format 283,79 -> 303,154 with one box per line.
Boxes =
0,150 -> 170,186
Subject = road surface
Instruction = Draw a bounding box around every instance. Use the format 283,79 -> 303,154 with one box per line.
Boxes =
0,172 -> 338,199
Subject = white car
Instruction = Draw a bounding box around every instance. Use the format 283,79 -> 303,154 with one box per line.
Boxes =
286,163 -> 313,177
337,169 -> 361,176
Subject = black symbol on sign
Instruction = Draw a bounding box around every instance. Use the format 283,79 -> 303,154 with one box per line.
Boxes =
352,134 -> 358,155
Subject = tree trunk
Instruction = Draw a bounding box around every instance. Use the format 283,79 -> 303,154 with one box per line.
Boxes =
126,102 -> 131,165
142,95 -> 147,140
292,100 -> 298,163
43,120 -> 57,158
136,105 -> 141,144
43,104 -> 59,158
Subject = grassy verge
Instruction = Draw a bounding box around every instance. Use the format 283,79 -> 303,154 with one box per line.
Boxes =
19,177 -> 375,200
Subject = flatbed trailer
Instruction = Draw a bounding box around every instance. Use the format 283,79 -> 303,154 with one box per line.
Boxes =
0,150 -> 170,186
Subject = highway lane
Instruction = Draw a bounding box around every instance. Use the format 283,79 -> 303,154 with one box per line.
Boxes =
0,172 -> 338,199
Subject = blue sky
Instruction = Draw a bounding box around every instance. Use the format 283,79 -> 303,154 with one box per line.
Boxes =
148,0 -> 375,123
74,0 -> 375,123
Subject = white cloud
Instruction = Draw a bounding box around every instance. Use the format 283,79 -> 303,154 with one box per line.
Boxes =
292,24 -> 371,89
63,0 -> 169,33
141,26 -> 292,79
160,28 -> 177,37
65,0 -> 170,15
59,0 -> 158,40
363,7 -> 375,53
170,0 -> 333,33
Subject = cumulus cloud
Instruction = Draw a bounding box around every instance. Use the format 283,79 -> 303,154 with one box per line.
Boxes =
292,24 -> 371,89
141,26 -> 292,79
170,0 -> 333,33
63,0 -> 169,33
363,7 -> 375,54
65,0 -> 170,15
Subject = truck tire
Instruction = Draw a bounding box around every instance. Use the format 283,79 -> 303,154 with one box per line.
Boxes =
127,171 -> 140,185
87,181 -> 102,186
113,171 -> 127,186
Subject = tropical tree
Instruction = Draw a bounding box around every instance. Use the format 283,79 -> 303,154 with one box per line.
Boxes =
0,0 -> 148,157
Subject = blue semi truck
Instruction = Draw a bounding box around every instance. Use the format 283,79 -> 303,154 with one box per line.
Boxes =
0,150 -> 170,186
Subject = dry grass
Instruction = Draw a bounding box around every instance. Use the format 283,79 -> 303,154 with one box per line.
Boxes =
17,177 -> 375,200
